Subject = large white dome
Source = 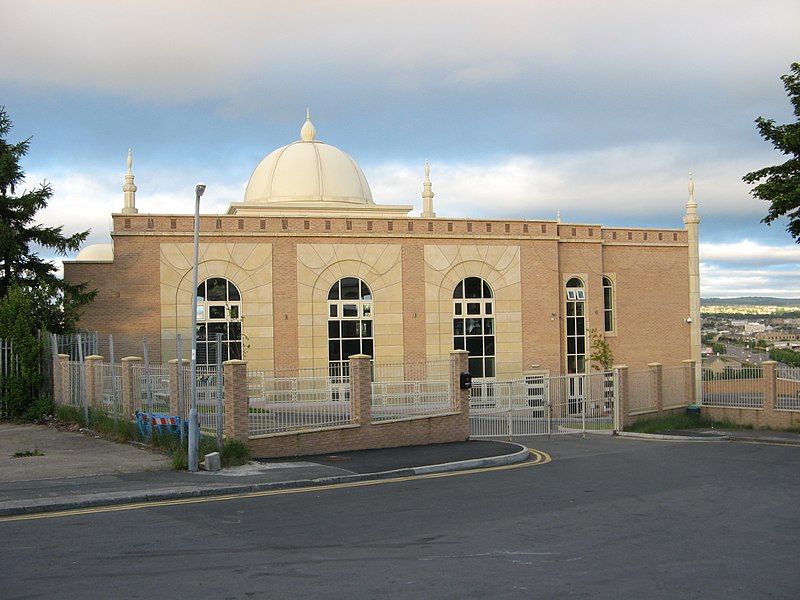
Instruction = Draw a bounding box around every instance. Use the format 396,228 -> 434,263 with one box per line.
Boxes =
243,114 -> 374,206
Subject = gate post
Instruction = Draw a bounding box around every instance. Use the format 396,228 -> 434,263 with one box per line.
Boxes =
56,354 -> 70,407
682,359 -> 696,405
450,350 -> 470,436
613,364 -> 628,431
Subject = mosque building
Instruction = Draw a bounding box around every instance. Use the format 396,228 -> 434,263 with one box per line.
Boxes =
63,112 -> 701,387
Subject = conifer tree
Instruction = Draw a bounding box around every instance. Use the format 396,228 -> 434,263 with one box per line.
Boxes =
0,106 -> 95,332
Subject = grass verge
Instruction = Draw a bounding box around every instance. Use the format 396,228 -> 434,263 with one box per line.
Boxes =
626,413 -> 751,434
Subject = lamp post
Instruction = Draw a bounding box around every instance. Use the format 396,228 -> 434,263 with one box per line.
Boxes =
188,182 -> 206,472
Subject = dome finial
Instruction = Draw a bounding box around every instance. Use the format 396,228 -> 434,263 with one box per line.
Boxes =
300,108 -> 316,142
126,148 -> 133,174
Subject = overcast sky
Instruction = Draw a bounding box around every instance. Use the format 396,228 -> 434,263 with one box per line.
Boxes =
2,0 -> 799,297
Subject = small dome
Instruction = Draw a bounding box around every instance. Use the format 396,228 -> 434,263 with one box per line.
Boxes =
75,243 -> 114,262
243,113 -> 374,206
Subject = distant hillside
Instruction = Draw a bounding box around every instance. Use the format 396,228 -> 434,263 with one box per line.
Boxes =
702,297 -> 800,307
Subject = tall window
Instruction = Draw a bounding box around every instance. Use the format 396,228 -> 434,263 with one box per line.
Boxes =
565,277 -> 586,375
603,276 -> 614,333
453,277 -> 495,378
328,277 -> 373,375
196,278 -> 242,366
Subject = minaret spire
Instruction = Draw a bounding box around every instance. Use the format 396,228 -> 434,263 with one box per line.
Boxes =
683,171 -> 701,403
420,161 -> 436,218
122,149 -> 138,214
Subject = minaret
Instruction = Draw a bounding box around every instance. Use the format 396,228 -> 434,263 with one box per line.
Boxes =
122,149 -> 138,214
684,172 -> 701,403
421,161 -> 435,218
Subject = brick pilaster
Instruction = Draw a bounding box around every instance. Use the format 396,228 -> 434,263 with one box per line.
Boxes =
121,356 -> 142,420
57,354 -> 70,406
450,350 -> 471,436
168,359 -> 189,417
85,355 -> 104,411
348,355 -> 372,424
223,359 -> 249,441
613,364 -> 629,430
682,359 -> 696,405
762,360 -> 778,412
648,363 -> 663,412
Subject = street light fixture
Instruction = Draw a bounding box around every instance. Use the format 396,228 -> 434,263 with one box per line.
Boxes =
188,182 -> 206,472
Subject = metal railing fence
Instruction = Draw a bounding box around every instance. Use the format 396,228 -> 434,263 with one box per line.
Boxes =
776,366 -> 800,411
371,359 -> 451,421
701,366 -> 764,408
627,368 -> 656,413
661,365 -> 686,409
247,365 -> 351,436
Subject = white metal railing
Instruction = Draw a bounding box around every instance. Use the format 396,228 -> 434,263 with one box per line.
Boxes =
469,371 -> 616,437
371,360 -> 451,421
628,368 -> 656,413
701,366 -> 764,408
131,363 -> 171,414
777,366 -> 800,411
97,362 -> 123,417
180,365 -> 224,434
247,366 -> 351,436
661,365 -> 686,409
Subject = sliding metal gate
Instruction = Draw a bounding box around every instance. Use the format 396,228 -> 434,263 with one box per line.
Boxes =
469,371 -> 617,437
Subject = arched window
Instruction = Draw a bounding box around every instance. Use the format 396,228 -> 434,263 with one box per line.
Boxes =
453,277 -> 495,377
328,277 -> 373,375
565,277 -> 586,375
603,276 -> 614,333
196,277 -> 242,366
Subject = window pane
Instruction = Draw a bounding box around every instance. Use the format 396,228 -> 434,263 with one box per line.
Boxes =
567,356 -> 576,373
567,290 -> 576,301
341,277 -> 360,300
208,323 -> 227,338
467,302 -> 480,315
466,319 -> 482,335
196,305 -> 205,321
485,302 -> 492,315
566,277 -> 582,288
577,319 -> 585,335
329,304 -> 338,317
360,321 -> 372,337
604,287 -> 612,309
577,356 -> 586,372
362,303 -> 371,317
567,318 -> 575,335
196,343 -> 207,365
468,357 -> 484,377
228,282 -> 240,301
454,337 -> 465,350
209,306 -> 226,319
360,281 -> 372,301
196,282 -> 205,301
484,358 -> 495,377
196,324 -> 207,341
342,339 -> 360,358
465,277 -> 482,298
341,321 -> 359,339
229,322 -> 241,340
577,337 -> 585,355
567,337 -> 576,354
454,303 -> 462,316
453,319 -> 464,335
484,336 -> 495,355
207,278 -> 227,301
566,303 -> 575,317
328,281 -> 340,300
453,281 -> 464,299
483,281 -> 493,298
361,339 -> 374,358
466,336 -> 482,356
576,290 -> 585,300
605,311 -> 613,332
484,319 -> 493,334
229,305 -> 239,319
328,321 -> 340,338
229,342 -> 242,360
343,304 -> 358,317
575,302 -> 585,316
328,340 -> 341,361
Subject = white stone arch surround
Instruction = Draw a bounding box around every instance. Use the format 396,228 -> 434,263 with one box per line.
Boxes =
296,244 -> 403,372
159,242 -> 273,369
424,245 -> 522,378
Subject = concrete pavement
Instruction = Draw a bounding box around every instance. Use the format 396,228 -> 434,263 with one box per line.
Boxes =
0,423 -> 528,517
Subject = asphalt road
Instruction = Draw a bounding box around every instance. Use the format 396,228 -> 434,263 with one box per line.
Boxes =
2,436 -> 799,599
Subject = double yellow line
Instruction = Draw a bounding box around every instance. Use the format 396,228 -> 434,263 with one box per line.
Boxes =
0,448 -> 551,523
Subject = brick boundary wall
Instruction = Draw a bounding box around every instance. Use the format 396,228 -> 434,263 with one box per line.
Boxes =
227,350 -> 471,458
617,360 -> 695,430
702,361 -> 800,430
